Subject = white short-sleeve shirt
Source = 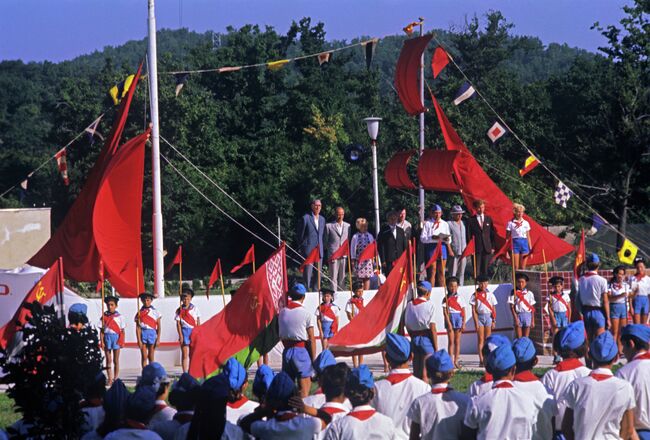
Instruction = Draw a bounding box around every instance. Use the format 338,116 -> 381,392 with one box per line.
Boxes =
470,291 -> 498,315
508,289 -> 536,313
324,405 -> 396,440
577,272 -> 608,307
548,291 -> 571,313
102,311 -> 126,334
608,281 -> 630,304
315,303 -> 341,324
227,397 -> 259,424
345,297 -> 364,316
631,274 -> 650,297
540,360 -> 591,432
444,294 -> 467,315
278,302 -> 314,341
136,306 -> 161,330
468,375 -> 493,399
420,219 -> 452,245
615,351 -> 650,431
174,303 -> 201,329
512,374 -> 556,440
404,298 -> 437,332
407,384 -> 470,440
506,219 -> 531,239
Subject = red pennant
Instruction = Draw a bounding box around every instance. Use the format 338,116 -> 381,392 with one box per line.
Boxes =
54,148 -> 69,186
574,229 -> 585,280
300,246 -> 321,273
230,244 -> 255,274
490,236 -> 513,264
425,240 -> 443,268
431,46 -> 450,78
461,237 -> 476,259
206,259 -> 222,299
166,245 -> 182,273
357,241 -> 377,263
329,239 -> 349,262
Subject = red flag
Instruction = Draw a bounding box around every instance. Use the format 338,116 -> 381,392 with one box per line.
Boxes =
230,244 -> 255,273
0,258 -> 64,349
300,246 -> 321,272
461,237 -> 476,259
54,148 -> 69,186
574,229 -> 586,280
206,259 -> 222,299
425,240 -> 443,268
490,236 -> 513,264
190,244 -> 287,377
357,241 -> 377,263
96,260 -> 104,293
166,245 -> 183,273
329,240 -> 349,263
432,46 -> 450,78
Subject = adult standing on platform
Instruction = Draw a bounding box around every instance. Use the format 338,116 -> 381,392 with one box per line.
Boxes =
448,205 -> 468,286
296,199 -> 326,291
397,207 -> 412,241
467,200 -> 495,278
577,253 -> 610,344
377,211 -> 407,275
351,218 -> 374,291
420,205 -> 453,287
324,206 -> 350,292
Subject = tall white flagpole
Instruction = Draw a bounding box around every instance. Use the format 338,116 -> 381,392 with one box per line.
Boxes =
418,18 -> 425,226
148,0 -> 165,297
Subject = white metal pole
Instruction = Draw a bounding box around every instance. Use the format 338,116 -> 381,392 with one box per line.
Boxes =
371,140 -> 380,238
418,18 -> 425,225
277,217 -> 281,246
148,0 -> 165,297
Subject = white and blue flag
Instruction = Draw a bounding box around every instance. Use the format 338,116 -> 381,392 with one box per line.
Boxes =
453,81 -> 476,106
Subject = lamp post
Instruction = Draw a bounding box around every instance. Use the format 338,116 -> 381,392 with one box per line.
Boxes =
364,117 -> 382,238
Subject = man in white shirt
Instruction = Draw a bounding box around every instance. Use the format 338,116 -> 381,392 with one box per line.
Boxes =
577,253 -> 610,343
561,331 -> 637,440
616,324 -> 650,439
467,334 -> 511,399
508,272 -> 537,338
372,333 -> 429,439
404,281 -> 438,381
279,283 -> 317,397
420,204 -> 454,286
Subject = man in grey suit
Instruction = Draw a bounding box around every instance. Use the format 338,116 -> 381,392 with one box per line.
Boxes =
296,199 -> 326,291
448,205 -> 468,285
324,206 -> 350,292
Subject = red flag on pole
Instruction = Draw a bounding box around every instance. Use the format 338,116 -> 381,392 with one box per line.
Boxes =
206,259 -> 222,299
357,241 -> 377,263
0,258 -> 64,349
300,246 -> 321,273
54,148 -> 69,186
461,237 -> 476,259
425,240 -> 443,268
432,46 -> 450,78
574,229 -> 586,280
490,236 -> 513,264
230,244 -> 255,273
329,240 -> 349,263
166,245 -> 182,273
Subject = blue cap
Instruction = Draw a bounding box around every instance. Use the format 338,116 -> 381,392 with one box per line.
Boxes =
486,344 -> 516,372
586,253 -> 600,263
172,373 -> 200,394
386,333 -> 411,364
485,334 -> 510,352
559,321 -> 586,350
431,204 -> 442,212
104,379 -> 129,419
590,331 -> 618,363
621,324 -> 650,343
512,337 -> 536,363
69,303 -> 87,315
290,283 -> 307,296
139,362 -> 169,387
222,358 -> 247,390
417,281 -> 432,293
267,371 -> 295,402
426,349 -> 454,373
313,350 -> 337,375
126,385 -> 157,421
201,374 -> 230,401
253,365 -> 275,397
348,364 -> 374,389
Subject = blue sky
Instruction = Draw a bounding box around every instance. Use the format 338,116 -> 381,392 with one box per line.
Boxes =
0,0 -> 630,62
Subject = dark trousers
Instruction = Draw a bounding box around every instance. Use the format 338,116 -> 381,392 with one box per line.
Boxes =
476,252 -> 493,278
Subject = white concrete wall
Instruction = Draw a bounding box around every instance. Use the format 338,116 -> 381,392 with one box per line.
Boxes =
0,208 -> 51,269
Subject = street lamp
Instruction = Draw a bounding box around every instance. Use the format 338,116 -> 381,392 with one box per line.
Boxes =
364,117 -> 382,238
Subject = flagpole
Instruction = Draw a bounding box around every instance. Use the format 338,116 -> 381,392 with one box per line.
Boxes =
136,265 -> 140,295
542,249 -> 548,275
347,246 -> 353,294
58,257 -> 65,325
418,18 -> 426,226
219,265 -> 226,308
510,239 -> 517,290
179,256 -> 183,297
473,252 -> 477,289
148,0 -> 166,298
252,246 -> 256,274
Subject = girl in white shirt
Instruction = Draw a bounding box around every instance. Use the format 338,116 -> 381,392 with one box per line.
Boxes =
608,265 -> 630,355
506,203 -> 532,270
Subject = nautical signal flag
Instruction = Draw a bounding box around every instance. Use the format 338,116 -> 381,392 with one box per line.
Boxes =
403,21 -> 419,36
231,244 -> 255,273
206,258 -> 223,299
174,73 -> 190,97
363,39 -> 378,70
519,154 -> 541,177
574,229 -> 586,280
54,147 -> 69,186
85,115 -> 104,146
109,74 -> 135,105
317,52 -> 331,66
487,121 -> 507,143
618,239 -> 639,265
432,47 -> 450,78
299,246 -> 321,272
267,59 -> 289,71
554,181 -> 573,208
453,82 -> 476,106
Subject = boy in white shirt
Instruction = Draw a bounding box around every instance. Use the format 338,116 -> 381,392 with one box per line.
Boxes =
470,275 -> 498,367
404,281 -> 438,380
279,283 -> 317,397
135,292 -> 162,368
420,204 -> 454,287
508,272 -> 536,338
139,362 -> 176,427
616,324 -> 650,439
467,334 -> 511,399
372,333 -> 429,439
222,358 -> 258,424
577,253 -> 610,344
304,349 -> 337,408
408,349 -> 471,440
101,295 -> 125,386
252,364 -> 275,403
444,276 -> 466,369
345,281 -> 365,368
175,287 -> 201,373
548,276 -> 571,364
561,331 -> 637,440
316,288 -> 341,351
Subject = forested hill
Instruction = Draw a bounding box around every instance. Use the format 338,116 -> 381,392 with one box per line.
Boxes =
0,8 -> 647,277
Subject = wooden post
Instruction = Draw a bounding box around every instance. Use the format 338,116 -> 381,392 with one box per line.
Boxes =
473,252 -> 478,290
317,262 -> 322,291
179,258 -> 183,299
252,255 -> 256,274
347,251 -> 354,294
219,268 -> 226,308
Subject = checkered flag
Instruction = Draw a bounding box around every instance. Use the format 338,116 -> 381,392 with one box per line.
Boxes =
554,181 -> 573,208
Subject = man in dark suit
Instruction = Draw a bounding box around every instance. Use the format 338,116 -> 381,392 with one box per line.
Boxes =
377,210 -> 407,275
466,199 -> 495,278
296,199 -> 326,290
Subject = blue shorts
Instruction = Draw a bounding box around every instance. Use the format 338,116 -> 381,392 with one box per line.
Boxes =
424,243 -> 447,262
141,328 -> 157,345
512,238 -> 530,254
321,321 -> 335,339
553,311 -> 568,328
104,333 -> 121,350
633,296 -> 649,315
517,312 -> 532,328
478,313 -> 493,327
282,346 -> 313,379
553,432 -> 566,440
450,313 -> 463,330
610,303 -> 627,320
583,309 -> 606,332
636,430 -> 650,440
181,327 -> 193,346
411,334 -> 434,356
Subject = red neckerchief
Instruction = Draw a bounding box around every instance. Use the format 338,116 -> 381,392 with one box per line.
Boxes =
555,358 -> 584,372
515,290 -> 535,312
514,371 -> 539,382
412,297 -> 427,305
431,384 -> 452,394
634,273 -> 646,281
589,369 -> 613,381
480,373 -> 493,383
493,381 -> 514,389
447,295 -> 466,320
125,419 -> 147,429
80,398 -> 102,408
513,220 -> 524,229
349,407 -> 376,421
178,305 -> 196,327
552,293 -> 569,311
350,296 -> 364,310
385,372 -> 412,385
275,411 -> 298,422
153,402 -> 167,413
173,412 -> 194,424
433,220 -> 440,230
475,291 -> 496,319
286,300 -> 303,310
138,307 -> 158,329
320,404 -> 347,415
633,351 -> 650,361
584,271 -> 598,278
227,396 -> 249,409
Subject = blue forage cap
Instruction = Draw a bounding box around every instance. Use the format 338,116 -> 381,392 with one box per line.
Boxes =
431,204 -> 442,212
417,281 -> 432,293
559,321 -> 586,351
139,362 -> 169,386
485,334 -> 510,352
222,358 -> 247,390
512,337 -> 536,363
426,349 -> 454,373
253,364 -> 275,397
586,253 -> 600,264
201,374 -> 230,401
69,303 -> 87,315
103,378 -> 129,419
290,283 -> 307,296
386,333 -> 411,364
590,331 -> 618,363
348,364 -> 374,389
172,373 -> 200,394
267,371 -> 295,402
486,343 -> 516,372
621,324 -> 650,343
313,349 -> 337,375
126,385 -> 157,421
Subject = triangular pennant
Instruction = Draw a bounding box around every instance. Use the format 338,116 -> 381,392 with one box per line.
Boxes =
317,52 -> 331,66
453,82 -> 476,106
267,60 -> 290,71
174,73 -> 190,97
218,66 -> 242,73
519,154 -> 540,177
432,46 -> 450,78
54,148 -> 69,186
363,39 -> 378,70
85,115 -> 104,145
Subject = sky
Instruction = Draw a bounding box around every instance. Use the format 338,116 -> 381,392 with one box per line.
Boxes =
0,0 -> 631,62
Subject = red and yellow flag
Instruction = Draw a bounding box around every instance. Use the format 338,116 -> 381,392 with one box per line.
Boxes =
519,154 -> 540,176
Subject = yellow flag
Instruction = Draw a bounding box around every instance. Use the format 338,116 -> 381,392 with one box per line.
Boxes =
109,74 -> 135,105
618,239 -> 639,265
267,60 -> 290,71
